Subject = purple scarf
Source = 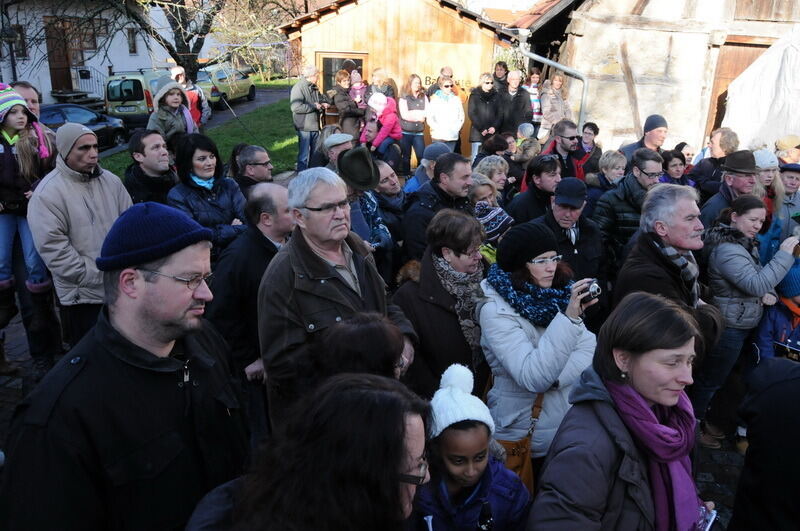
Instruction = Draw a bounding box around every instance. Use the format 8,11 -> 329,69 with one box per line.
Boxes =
605,380 -> 702,531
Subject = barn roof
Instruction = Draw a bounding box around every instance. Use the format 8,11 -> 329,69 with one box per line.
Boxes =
278,0 -> 519,40
509,0 -> 579,31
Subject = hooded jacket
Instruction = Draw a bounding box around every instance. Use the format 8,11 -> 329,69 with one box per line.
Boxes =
468,87 -> 502,143
427,90 -> 465,141
28,157 -> 132,305
702,224 -> 793,329
361,96 -> 402,147
146,80 -> 193,143
528,367 -> 655,530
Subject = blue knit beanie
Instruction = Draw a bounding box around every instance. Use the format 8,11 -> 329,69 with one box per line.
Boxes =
643,114 -> 668,133
96,202 -> 213,271
778,258 -> 800,298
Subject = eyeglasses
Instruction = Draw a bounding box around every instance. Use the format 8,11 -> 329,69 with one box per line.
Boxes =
559,135 -> 581,141
636,168 -> 663,179
459,247 -> 482,258
482,81 -> 493,85
529,255 -> 562,265
248,161 -> 272,167
443,84 -> 454,88
138,269 -> 213,290
399,459 -> 428,486
302,199 -> 350,214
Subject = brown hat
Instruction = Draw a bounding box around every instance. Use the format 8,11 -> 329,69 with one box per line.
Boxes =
776,135 -> 800,152
337,145 -> 379,190
721,150 -> 757,174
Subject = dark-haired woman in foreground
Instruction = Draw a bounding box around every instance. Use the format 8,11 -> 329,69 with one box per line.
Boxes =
529,292 -> 717,531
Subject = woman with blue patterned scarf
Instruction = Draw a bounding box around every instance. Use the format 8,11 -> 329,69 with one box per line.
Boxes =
477,222 -> 597,476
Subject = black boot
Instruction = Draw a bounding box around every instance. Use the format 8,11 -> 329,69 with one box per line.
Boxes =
0,282 -> 18,330
0,334 -> 18,376
28,287 -> 57,334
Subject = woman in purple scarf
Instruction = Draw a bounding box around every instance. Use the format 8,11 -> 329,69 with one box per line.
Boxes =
527,292 -> 717,531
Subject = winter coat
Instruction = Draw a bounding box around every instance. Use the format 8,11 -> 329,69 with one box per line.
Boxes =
412,457 -> 531,531
167,176 -> 247,259
698,182 -> 735,230
728,357 -> 800,531
753,299 -> 800,360
538,80 -> 571,132
364,83 -> 395,103
403,180 -> 473,261
362,97 -> 402,147
375,190 -> 405,242
0,133 -> 54,216
257,228 -> 415,428
331,84 -> 365,138
205,226 -> 280,372
530,212 -> 605,285
399,93 -> 427,134
499,89 -> 533,137
777,191 -> 800,240
404,164 -> 431,195
477,280 -> 595,457
572,143 -> 602,181
689,156 -> 725,203
584,172 -> 616,219
592,172 -> 647,274
540,139 -> 576,178
468,87 -> 502,143
427,90 -> 465,141
618,138 -> 663,174
147,80 -> 193,143
703,224 -> 793,329
0,309 -> 249,531
658,172 -> 695,187
506,186 -> 552,225
28,157 -> 132,306
393,250 -> 490,399
493,74 -> 509,92
183,82 -> 211,127
527,367 -> 656,530
122,162 -> 178,205
290,78 -> 324,132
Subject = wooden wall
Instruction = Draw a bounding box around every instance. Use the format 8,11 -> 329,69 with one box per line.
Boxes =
292,0 -> 504,151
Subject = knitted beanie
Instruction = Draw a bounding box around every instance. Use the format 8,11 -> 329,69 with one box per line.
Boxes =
753,149 -> 779,170
56,123 -> 96,161
778,258 -> 800,298
367,92 -> 387,115
0,84 -> 49,159
350,70 -> 363,85
643,114 -> 668,133
429,364 -> 495,439
496,222 -> 558,272
474,201 -> 514,245
96,202 -> 213,271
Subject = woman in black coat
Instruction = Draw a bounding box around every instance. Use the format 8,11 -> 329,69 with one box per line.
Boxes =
330,69 -> 365,138
468,72 -> 502,163
393,209 -> 489,399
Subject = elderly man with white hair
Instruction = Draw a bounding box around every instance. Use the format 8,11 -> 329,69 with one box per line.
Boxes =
290,65 -> 329,171
257,167 -> 416,430
499,69 -> 533,135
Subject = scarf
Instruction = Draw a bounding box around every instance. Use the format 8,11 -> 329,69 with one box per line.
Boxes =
605,380 -> 702,531
486,263 -> 572,327
653,237 -> 700,307
780,296 -> 800,329
431,254 -> 485,369
190,173 -> 214,190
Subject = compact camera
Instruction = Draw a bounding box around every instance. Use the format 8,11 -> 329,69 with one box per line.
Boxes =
581,280 -> 602,300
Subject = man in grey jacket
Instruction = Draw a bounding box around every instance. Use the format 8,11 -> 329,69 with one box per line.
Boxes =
28,123 -> 132,345
290,66 -> 329,172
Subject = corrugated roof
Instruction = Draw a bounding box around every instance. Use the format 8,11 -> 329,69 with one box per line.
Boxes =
510,0 -> 575,29
483,8 -> 526,26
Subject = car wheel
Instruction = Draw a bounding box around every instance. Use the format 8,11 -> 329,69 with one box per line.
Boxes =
215,94 -> 228,110
247,85 -> 256,101
112,130 -> 126,147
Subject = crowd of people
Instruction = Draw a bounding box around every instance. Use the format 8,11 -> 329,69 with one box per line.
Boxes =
0,58 -> 796,531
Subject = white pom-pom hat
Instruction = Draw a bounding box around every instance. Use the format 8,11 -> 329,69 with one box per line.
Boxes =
429,364 -> 495,438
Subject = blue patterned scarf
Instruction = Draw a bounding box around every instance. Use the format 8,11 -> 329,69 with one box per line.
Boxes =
486,263 -> 573,327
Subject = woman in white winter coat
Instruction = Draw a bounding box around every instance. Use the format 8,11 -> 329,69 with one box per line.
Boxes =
477,222 -> 596,476
537,73 -> 571,142
427,76 -> 464,151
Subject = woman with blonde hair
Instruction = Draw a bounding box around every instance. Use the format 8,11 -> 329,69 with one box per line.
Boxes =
538,73 -> 571,142
475,155 -> 509,206
753,148 -> 786,264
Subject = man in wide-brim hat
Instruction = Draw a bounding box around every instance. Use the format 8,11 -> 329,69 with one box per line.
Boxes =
699,150 -> 758,229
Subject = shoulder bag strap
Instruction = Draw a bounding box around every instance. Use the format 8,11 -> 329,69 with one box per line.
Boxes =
527,393 -> 545,436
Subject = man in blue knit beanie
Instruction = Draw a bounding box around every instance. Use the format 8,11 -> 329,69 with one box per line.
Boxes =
0,202 -> 249,530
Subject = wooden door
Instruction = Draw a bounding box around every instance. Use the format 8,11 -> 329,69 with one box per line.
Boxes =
44,19 -> 72,92
705,40 -> 771,135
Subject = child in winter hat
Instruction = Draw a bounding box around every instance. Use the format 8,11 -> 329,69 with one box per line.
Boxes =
411,364 -> 531,530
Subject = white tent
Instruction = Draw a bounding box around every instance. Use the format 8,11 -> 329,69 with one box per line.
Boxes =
721,31 -> 800,151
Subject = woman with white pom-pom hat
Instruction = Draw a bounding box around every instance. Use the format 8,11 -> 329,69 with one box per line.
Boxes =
410,364 -> 532,530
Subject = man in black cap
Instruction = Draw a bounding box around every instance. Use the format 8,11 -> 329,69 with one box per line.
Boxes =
699,150 -> 758,229
0,202 -> 248,530
619,113 -> 668,173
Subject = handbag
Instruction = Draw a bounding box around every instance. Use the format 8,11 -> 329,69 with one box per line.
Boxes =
495,393 -> 544,494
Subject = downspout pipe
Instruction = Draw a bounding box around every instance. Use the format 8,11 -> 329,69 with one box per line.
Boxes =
508,28 -> 589,127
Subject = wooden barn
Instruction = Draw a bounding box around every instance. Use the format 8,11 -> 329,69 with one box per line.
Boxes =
279,0 -> 517,149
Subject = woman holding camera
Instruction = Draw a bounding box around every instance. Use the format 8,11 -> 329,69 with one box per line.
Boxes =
477,223 -> 596,474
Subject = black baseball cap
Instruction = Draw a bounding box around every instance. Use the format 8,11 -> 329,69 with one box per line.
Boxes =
553,177 -> 587,208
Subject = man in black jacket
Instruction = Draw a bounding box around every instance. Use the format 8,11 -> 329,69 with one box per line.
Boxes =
206,183 -> 294,446
499,70 -> 533,134
122,129 -> 178,204
233,145 -> 273,198
0,202 -> 248,530
506,154 -> 561,224
403,152 -> 473,260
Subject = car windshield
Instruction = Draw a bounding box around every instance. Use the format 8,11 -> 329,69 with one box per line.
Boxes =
107,79 -> 143,101
196,71 -> 210,83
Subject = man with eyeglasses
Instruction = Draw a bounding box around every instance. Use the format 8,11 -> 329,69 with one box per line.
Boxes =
0,202 -> 248,530
234,144 -> 273,198
699,150 -> 758,229
540,119 -> 580,178
258,167 -> 416,431
593,148 -> 663,280
619,114 -> 668,173
499,70 -> 533,136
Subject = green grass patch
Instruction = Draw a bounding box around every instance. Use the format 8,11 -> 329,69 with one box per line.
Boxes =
102,98 -> 297,177
251,74 -> 295,90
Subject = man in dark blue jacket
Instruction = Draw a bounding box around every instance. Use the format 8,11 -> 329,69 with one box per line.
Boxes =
619,114 -> 667,173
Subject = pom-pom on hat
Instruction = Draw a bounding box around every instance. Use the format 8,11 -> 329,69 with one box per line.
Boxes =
429,364 -> 495,439
778,258 -> 800,298
96,202 -> 213,271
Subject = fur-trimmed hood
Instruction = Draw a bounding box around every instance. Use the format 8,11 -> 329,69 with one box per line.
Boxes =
702,223 -> 757,262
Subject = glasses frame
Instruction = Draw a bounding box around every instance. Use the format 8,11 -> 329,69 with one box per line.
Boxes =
137,269 -> 213,290
528,255 -> 563,266
248,161 -> 272,167
302,199 -> 350,214
636,167 -> 663,179
558,135 -> 581,141
398,460 -> 428,486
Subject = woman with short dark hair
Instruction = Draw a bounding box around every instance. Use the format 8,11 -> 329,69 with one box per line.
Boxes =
393,209 -> 489,399
331,69 -> 365,138
529,292 -> 715,530
660,150 -> 694,187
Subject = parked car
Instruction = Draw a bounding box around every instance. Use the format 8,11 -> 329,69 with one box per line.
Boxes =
39,104 -> 128,150
105,68 -> 172,129
196,65 -> 256,109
